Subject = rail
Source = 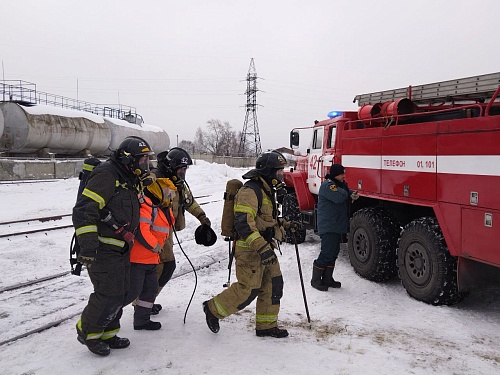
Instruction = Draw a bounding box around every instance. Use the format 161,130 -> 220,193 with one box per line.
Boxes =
0,80 -> 143,124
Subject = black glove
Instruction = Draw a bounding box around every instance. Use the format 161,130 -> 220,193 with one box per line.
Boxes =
77,253 -> 95,268
258,246 -> 277,266
202,216 -> 211,227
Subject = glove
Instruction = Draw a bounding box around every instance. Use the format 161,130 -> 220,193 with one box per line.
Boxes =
151,244 -> 162,254
283,220 -> 302,231
258,246 -> 277,266
114,225 -> 135,247
77,254 -> 95,268
350,191 -> 359,202
201,216 -> 211,227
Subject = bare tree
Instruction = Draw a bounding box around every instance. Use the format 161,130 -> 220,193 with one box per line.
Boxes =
195,119 -> 237,156
178,140 -> 195,154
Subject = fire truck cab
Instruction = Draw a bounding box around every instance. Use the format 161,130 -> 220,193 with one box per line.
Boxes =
283,72 -> 500,305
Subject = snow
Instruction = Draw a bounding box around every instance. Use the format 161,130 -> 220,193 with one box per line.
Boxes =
0,160 -> 499,375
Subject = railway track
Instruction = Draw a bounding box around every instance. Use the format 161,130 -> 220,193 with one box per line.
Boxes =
0,196 -> 221,239
0,237 -> 228,347
0,194 -> 225,346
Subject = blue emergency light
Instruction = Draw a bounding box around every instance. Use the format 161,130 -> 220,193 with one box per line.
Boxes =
327,111 -> 342,119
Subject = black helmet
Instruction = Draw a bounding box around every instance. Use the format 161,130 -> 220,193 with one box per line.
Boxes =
255,150 -> 287,176
116,136 -> 154,178
157,147 -> 192,181
255,150 -> 287,189
195,224 -> 217,247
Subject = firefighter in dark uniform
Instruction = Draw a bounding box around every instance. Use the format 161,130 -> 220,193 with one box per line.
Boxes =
311,163 -> 359,291
73,136 -> 154,356
145,147 -> 211,315
203,151 -> 290,338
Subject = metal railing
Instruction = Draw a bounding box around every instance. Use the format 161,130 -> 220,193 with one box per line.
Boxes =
0,80 -> 143,124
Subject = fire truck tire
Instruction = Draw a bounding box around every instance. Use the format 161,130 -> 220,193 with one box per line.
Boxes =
348,208 -> 399,281
397,217 -> 466,306
282,193 -> 306,244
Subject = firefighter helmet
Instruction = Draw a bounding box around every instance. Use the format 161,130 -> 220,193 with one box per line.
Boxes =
255,150 -> 287,176
116,136 -> 154,177
157,147 -> 192,181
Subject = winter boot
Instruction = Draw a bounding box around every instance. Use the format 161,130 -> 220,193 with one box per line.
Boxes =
77,335 -> 110,356
323,264 -> 341,288
151,304 -> 162,315
76,323 -> 111,356
203,300 -> 220,333
256,327 -> 289,338
311,261 -> 328,291
103,335 -> 130,349
134,320 -> 162,330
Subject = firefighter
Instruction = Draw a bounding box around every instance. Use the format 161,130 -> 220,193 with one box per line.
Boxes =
146,147 -> 211,315
124,179 -> 176,331
203,150 -> 290,338
73,136 -> 154,356
312,163 -> 359,291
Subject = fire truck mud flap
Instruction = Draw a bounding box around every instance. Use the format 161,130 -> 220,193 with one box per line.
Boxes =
348,207 -> 400,282
457,257 -> 500,292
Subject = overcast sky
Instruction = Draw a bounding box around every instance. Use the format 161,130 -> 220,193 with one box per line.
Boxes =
2,0 -> 500,151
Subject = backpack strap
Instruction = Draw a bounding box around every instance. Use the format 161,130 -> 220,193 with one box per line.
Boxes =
243,180 -> 263,215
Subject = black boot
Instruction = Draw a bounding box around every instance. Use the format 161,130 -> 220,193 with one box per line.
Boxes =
134,321 -> 162,330
311,261 -> 328,291
323,264 -> 341,288
256,327 -> 289,338
77,335 -> 111,356
104,335 -> 130,349
151,304 -> 162,315
203,301 -> 220,333
76,323 -> 111,356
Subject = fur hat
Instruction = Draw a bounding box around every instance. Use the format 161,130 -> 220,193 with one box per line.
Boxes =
330,164 -> 345,177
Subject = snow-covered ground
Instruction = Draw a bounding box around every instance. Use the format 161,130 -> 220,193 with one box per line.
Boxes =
0,160 -> 498,375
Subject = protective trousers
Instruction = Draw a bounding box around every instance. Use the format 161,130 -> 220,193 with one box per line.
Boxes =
157,233 -> 176,288
78,249 -> 130,340
125,263 -> 158,326
208,246 -> 284,330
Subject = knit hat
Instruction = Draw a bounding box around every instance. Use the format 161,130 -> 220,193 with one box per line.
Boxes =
330,164 -> 345,177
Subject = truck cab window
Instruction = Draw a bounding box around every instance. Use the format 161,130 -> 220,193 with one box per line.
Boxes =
312,128 -> 323,149
328,127 -> 337,149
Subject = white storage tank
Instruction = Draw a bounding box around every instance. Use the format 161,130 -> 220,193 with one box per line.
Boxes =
0,103 -> 110,155
104,117 -> 170,156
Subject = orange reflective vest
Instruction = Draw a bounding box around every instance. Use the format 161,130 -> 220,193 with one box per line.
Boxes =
130,196 -> 174,264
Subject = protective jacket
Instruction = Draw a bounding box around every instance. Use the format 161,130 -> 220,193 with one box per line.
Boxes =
234,176 -> 284,252
317,178 -> 351,234
131,196 -> 174,264
73,160 -> 141,257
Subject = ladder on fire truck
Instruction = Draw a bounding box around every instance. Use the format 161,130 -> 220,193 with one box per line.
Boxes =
354,72 -> 500,106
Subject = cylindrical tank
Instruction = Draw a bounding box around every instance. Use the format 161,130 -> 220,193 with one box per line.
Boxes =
358,103 -> 382,124
0,103 -> 110,155
380,98 -> 414,117
104,117 -> 170,156
0,107 -> 4,143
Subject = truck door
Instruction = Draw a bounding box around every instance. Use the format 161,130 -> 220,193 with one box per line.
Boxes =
307,126 -> 324,195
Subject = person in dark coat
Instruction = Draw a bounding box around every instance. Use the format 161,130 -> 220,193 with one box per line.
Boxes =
311,163 -> 359,291
73,136 -> 154,356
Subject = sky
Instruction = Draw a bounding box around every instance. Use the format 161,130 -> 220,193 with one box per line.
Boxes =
2,1 -> 500,151
0,161 -> 499,374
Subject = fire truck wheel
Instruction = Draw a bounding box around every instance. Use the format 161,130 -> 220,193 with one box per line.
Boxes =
398,217 -> 466,306
282,193 -> 306,244
348,208 -> 399,281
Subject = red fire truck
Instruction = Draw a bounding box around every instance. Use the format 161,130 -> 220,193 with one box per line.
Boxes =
282,72 -> 500,305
